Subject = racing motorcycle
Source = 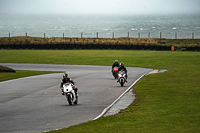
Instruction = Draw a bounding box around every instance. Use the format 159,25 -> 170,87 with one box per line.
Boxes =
112,66 -> 119,79
63,83 -> 78,105
117,70 -> 127,87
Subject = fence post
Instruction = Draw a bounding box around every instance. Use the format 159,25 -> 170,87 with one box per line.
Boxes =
63,33 -> 64,39
175,33 -> 177,39
128,32 -> 129,38
148,32 -> 150,38
44,33 -> 45,38
192,33 -> 194,39
81,32 -> 83,38
113,33 -> 114,38
97,32 -> 98,38
138,32 -> 140,38
160,32 -> 162,39
9,32 -> 10,39
26,32 -> 27,39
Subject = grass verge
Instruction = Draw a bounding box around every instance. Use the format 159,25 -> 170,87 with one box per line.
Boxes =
0,50 -> 199,132
0,70 -> 62,82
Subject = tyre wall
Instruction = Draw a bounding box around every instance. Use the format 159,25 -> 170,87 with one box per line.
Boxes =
0,43 -> 199,51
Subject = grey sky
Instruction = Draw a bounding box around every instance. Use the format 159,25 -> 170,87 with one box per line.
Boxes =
0,0 -> 200,15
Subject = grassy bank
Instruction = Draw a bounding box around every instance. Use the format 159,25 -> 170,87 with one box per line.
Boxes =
0,70 -> 62,82
0,50 -> 199,132
0,37 -> 200,48
42,50 -> 199,133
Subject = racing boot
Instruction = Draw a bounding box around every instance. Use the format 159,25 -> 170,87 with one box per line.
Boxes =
61,88 -> 64,95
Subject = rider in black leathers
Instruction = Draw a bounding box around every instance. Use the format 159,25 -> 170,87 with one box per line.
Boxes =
111,60 -> 119,71
118,62 -> 128,82
60,73 -> 78,97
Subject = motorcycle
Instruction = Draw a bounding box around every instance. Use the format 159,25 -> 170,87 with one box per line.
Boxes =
63,83 -> 78,105
117,70 -> 127,87
112,67 -> 119,79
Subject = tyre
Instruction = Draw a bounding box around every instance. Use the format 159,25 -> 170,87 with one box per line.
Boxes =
121,82 -> 124,87
120,79 -> 124,87
67,93 -> 72,105
74,98 -> 78,105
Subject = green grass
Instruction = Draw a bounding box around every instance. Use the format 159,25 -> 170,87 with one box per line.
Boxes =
0,50 -> 199,133
0,70 -> 62,82
0,50 -> 199,69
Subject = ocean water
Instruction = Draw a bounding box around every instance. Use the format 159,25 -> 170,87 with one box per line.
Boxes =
0,14 -> 200,38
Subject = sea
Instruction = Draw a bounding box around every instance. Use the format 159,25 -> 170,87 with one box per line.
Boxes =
0,14 -> 200,39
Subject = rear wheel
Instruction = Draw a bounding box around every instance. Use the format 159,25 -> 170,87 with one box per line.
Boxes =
74,99 -> 78,104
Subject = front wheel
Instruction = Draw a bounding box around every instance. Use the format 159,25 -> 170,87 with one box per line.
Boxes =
67,93 -> 73,105
120,79 -> 124,87
120,82 -> 124,87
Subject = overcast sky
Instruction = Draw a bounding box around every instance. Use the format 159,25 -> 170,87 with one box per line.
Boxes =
0,0 -> 200,15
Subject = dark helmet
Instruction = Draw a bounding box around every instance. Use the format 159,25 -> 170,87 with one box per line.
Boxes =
120,62 -> 124,67
63,73 -> 69,78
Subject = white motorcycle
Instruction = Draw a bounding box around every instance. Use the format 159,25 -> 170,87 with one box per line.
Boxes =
117,71 -> 127,87
63,83 -> 78,105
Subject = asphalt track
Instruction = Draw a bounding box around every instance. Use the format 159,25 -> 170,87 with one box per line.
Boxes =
0,63 -> 153,133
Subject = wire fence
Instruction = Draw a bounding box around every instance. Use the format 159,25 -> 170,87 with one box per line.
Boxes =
1,31 -> 200,39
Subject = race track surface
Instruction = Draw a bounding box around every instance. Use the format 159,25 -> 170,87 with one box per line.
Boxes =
0,63 -> 152,133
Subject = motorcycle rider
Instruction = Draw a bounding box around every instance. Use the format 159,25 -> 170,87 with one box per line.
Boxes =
118,62 -> 128,82
60,73 -> 78,97
111,60 -> 119,72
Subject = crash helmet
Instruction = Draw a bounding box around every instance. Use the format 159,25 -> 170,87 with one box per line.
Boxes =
120,62 -> 124,67
63,73 -> 69,78
115,60 -> 118,63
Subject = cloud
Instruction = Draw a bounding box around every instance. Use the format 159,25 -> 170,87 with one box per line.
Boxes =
0,0 -> 200,14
